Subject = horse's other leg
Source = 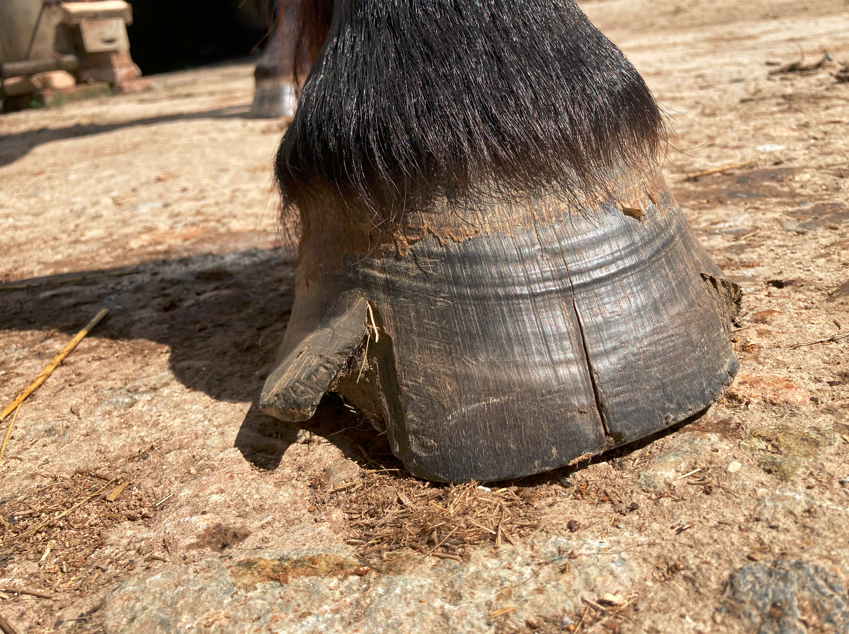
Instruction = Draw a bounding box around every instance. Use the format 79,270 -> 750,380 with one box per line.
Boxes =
251,16 -> 295,119
251,0 -> 332,118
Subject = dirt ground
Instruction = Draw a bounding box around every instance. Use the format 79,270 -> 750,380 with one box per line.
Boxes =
0,0 -> 848,632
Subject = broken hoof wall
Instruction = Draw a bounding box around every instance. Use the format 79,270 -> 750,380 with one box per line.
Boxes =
260,185 -> 739,483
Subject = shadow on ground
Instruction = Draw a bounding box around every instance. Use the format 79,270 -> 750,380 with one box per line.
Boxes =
0,105 -> 251,169
0,247 -> 341,467
234,395 -> 404,473
0,247 -> 292,401
0,246 -> 716,483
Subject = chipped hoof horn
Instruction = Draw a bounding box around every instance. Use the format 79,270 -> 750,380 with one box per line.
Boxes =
259,0 -> 740,482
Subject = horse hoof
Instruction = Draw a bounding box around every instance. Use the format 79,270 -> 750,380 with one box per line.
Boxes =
250,79 -> 297,119
257,0 -> 740,482
260,175 -> 740,482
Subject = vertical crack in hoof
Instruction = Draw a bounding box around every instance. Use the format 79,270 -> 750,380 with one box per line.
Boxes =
568,291 -> 611,439
555,235 -> 611,442
532,211 -> 611,446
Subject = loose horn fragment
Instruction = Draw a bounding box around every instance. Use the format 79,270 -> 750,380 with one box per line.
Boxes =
261,296 -> 370,421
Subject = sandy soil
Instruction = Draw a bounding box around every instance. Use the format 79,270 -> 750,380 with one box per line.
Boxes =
0,0 -> 848,632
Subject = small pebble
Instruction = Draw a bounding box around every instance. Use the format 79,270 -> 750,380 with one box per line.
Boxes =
525,615 -> 544,629
727,461 -> 742,473
324,459 -> 362,488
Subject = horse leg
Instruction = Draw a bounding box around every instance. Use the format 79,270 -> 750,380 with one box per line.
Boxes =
250,0 -> 331,118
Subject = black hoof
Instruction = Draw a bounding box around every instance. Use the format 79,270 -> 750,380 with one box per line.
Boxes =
260,178 -> 740,482
250,79 -> 297,119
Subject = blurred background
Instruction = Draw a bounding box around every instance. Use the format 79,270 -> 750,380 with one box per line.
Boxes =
0,0 -> 272,112
127,0 -> 267,74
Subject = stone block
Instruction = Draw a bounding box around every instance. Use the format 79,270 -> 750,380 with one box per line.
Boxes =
0,72 -> 75,97
1,75 -> 36,96
32,70 -> 77,91
79,18 -> 130,53
78,50 -> 141,85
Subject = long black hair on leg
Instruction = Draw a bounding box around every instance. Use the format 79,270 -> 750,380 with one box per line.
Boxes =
276,0 -> 665,230
293,0 -> 334,87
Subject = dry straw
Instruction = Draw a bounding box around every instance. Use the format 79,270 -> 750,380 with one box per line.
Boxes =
0,307 -> 109,422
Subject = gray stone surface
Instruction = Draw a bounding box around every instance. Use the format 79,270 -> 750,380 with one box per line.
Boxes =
719,560 -> 849,633
753,490 -> 815,523
782,218 -> 830,234
103,536 -> 640,633
637,432 -> 716,492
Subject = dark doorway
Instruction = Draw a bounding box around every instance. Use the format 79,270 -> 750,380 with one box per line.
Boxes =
127,0 -> 270,74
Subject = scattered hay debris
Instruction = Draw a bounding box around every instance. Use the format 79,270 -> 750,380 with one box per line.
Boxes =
0,612 -> 21,634
686,159 -> 758,181
768,52 -> 832,76
0,307 -> 109,423
312,470 -> 551,566
0,473 -> 157,611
